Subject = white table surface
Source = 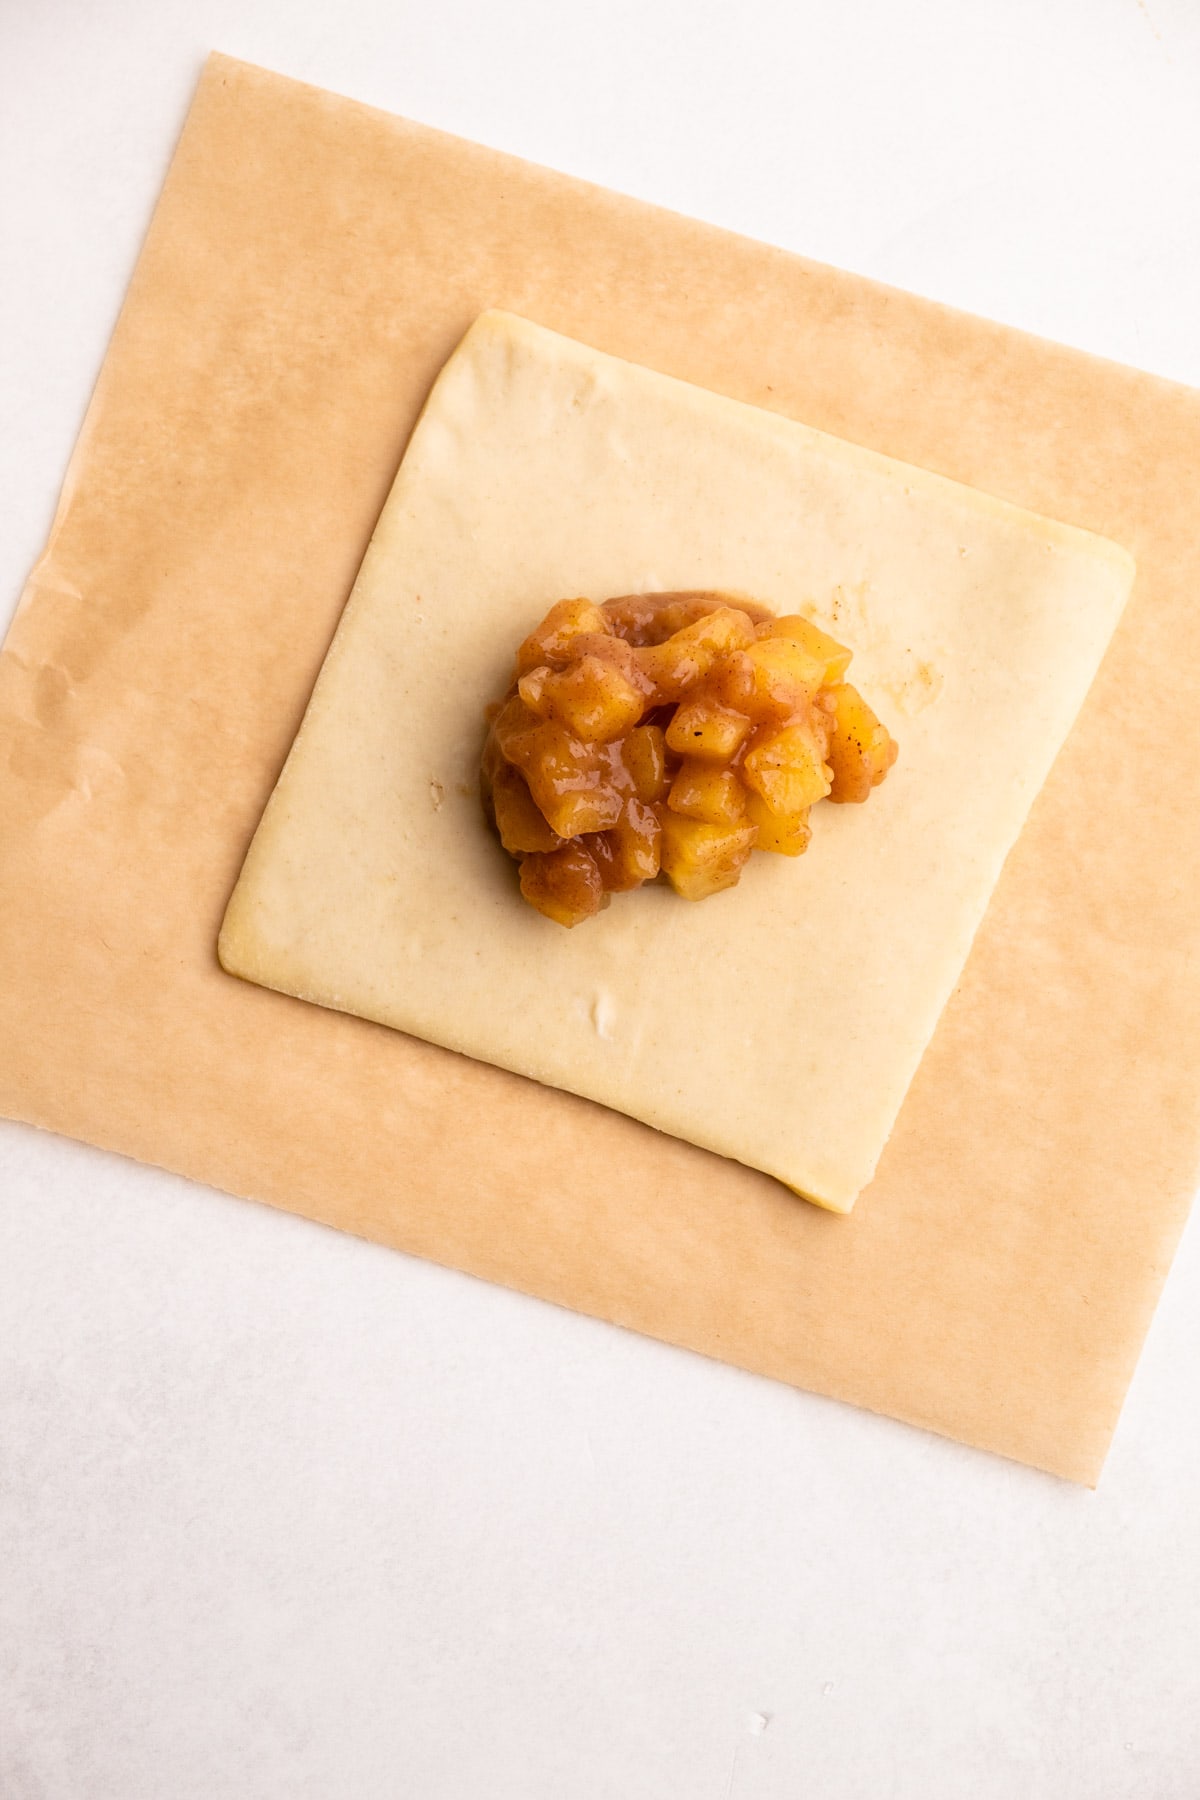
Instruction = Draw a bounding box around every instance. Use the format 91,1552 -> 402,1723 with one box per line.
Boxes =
3,3 -> 1200,1795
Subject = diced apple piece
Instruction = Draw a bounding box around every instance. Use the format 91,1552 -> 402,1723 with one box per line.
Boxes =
634,607 -> 758,704
756,615 -> 853,685
665,697 -> 751,761
744,790 -> 812,856
658,811 -> 757,900
715,635 -> 827,722
742,724 -> 832,813
503,718 -> 624,837
668,758 -> 746,825
826,683 -> 899,803
519,652 -> 645,743
489,694 -> 543,763
516,598 -> 611,674
519,844 -> 607,927
622,723 -> 669,802
490,763 -> 564,854
586,800 -> 662,890
602,591 -> 770,646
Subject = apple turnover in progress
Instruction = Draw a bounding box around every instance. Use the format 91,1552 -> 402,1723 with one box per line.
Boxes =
219,311 -> 1134,1210
483,592 -> 897,926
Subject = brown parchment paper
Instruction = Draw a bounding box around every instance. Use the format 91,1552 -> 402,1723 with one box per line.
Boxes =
3,54 -> 1199,1484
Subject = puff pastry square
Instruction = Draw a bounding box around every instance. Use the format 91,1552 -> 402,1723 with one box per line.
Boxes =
219,311 -> 1134,1210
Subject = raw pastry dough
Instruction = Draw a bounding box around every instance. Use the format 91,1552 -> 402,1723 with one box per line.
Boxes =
219,311 -> 1134,1211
